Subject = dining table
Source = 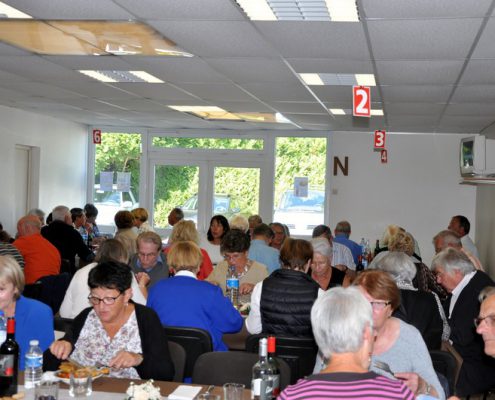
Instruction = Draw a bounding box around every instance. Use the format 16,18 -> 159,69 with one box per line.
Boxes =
16,372 -> 253,399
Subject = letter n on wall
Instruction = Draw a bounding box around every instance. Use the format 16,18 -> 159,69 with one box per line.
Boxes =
333,156 -> 348,176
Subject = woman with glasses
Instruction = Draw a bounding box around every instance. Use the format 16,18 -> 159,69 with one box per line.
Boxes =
310,237 -> 352,290
206,229 -> 268,304
323,269 -> 442,398
46,261 -> 174,381
246,238 -> 320,336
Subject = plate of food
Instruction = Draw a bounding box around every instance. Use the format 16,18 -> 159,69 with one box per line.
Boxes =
54,361 -> 109,384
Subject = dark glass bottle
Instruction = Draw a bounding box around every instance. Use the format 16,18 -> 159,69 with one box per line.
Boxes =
0,318 -> 19,396
374,239 -> 380,257
356,255 -> 364,272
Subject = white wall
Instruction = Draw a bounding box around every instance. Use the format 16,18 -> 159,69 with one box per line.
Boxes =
329,132 -> 477,267
0,106 -> 88,234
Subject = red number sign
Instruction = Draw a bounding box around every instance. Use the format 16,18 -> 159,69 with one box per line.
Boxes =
374,130 -> 386,149
353,86 -> 370,117
381,149 -> 388,164
92,129 -> 102,145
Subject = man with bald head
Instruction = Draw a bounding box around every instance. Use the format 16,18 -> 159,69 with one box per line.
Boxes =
14,215 -> 61,284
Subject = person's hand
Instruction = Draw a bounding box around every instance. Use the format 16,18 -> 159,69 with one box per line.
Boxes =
240,283 -> 254,295
50,340 -> 72,360
135,272 -> 150,287
394,372 -> 420,394
109,350 -> 143,369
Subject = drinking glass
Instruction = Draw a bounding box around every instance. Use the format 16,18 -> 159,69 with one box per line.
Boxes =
69,372 -> 92,397
223,383 -> 245,400
35,380 -> 59,400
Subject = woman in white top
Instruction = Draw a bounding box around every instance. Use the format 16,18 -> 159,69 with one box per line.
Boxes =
131,208 -> 155,234
59,239 -> 147,319
200,215 -> 230,265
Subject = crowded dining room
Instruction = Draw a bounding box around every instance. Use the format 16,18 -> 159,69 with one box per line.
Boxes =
1,0 -> 495,399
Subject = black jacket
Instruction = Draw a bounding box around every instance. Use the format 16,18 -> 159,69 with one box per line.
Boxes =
260,269 -> 319,337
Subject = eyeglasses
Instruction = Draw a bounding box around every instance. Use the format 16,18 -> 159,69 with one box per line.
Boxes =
223,253 -> 243,261
370,301 -> 391,311
474,314 -> 495,328
88,292 -> 123,306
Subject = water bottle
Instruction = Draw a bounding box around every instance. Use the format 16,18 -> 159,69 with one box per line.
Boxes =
0,311 -> 6,346
226,265 -> 239,308
24,339 -> 43,389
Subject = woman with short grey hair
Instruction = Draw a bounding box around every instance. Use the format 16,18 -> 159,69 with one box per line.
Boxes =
310,238 -> 350,290
372,251 -> 448,350
279,287 -> 414,400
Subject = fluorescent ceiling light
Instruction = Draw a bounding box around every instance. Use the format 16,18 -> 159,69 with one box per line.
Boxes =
329,108 -> 346,115
355,74 -> 376,86
236,0 -> 358,21
300,73 -> 376,86
0,2 -> 31,18
79,70 -> 164,83
370,109 -> 384,116
169,106 -> 292,123
329,108 -> 383,116
0,20 -> 193,56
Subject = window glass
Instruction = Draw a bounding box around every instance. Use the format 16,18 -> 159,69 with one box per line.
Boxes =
152,136 -> 263,150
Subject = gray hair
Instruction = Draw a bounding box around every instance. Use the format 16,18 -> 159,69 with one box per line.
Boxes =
51,205 -> 70,222
431,247 -> 475,276
28,208 -> 45,222
311,237 -> 332,261
479,286 -> 495,303
311,286 -> 373,358
371,251 -> 417,283
432,230 -> 461,250
229,215 -> 249,232
335,221 -> 351,235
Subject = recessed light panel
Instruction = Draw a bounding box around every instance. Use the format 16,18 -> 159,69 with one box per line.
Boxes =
79,70 -> 164,83
300,73 -> 375,86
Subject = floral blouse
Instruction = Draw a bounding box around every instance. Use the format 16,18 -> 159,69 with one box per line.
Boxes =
71,309 -> 142,379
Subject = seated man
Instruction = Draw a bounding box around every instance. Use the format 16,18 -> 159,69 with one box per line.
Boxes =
248,223 -> 280,274
41,205 -> 94,275
333,220 -> 361,265
432,248 -> 495,396
129,231 -> 169,288
14,215 -> 61,284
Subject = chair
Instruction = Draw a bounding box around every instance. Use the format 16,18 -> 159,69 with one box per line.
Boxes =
53,316 -> 73,335
192,351 -> 291,391
168,341 -> 186,383
430,350 -> 458,397
245,334 -> 318,384
163,326 -> 213,378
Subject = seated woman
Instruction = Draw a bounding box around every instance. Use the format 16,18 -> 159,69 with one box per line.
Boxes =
59,239 -> 147,319
200,215 -> 230,265
246,238 -> 320,336
371,251 -> 447,350
114,211 -> 138,257
310,237 -> 352,290
279,287 -> 414,400
314,269 -> 444,399
0,255 -> 54,370
147,241 -> 243,351
206,229 -> 268,304
166,220 -> 213,280
131,208 -> 155,234
45,261 -> 174,381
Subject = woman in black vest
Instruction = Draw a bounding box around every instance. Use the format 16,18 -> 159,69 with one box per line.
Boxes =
245,238 -> 320,337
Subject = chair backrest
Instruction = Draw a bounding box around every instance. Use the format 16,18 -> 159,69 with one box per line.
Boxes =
430,349 -> 458,397
54,316 -> 73,334
192,351 -> 291,391
246,334 -> 318,384
168,341 -> 186,383
163,326 -> 213,378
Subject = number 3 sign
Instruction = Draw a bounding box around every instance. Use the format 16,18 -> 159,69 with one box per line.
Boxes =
353,86 -> 370,117
374,130 -> 386,149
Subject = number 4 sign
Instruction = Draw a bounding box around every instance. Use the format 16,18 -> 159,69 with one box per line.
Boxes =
374,130 -> 386,149
353,86 -> 371,117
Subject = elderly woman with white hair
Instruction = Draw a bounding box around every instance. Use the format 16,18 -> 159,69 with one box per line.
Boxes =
370,251 -> 448,350
279,286 -> 414,400
310,237 -> 351,290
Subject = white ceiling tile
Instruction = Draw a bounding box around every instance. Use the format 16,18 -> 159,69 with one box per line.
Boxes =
214,101 -> 274,113
115,0 -> 245,20
311,86 -> 382,102
54,82 -> 140,99
111,83 -> 199,101
451,85 -> 495,102
268,102 -> 327,113
361,0 -> 492,19
41,55 -> 134,70
0,82 -> 86,99
0,56 -> 89,81
368,19 -> 482,59
255,22 -> 370,58
4,0 -> 134,19
148,21 -> 275,57
445,103 -> 495,116
376,60 -> 464,85
173,83 -> 258,102
460,60 -> 495,84
204,58 -> 299,84
472,18 -> 495,58
286,58 -> 374,74
385,102 -> 445,115
381,85 -> 452,102
438,115 -> 492,132
241,83 -> 316,102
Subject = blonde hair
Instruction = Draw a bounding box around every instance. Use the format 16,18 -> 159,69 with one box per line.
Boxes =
169,220 -> 200,245
167,241 -> 203,273
388,231 -> 415,256
381,224 -> 404,247
0,256 -> 24,300
131,208 -> 149,223
229,215 -> 249,232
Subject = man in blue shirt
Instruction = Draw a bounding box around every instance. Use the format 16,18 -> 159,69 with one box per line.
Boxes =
130,231 -> 169,288
333,221 -> 361,265
248,224 -> 280,274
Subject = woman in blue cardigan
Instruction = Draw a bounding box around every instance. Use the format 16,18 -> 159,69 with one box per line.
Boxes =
0,255 -> 54,370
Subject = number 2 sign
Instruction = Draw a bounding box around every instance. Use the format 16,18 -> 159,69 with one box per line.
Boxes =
353,86 -> 370,117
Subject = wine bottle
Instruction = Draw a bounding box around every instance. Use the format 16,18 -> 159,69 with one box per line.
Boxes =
267,337 -> 280,399
0,318 -> 19,396
356,255 -> 364,272
251,338 -> 272,400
